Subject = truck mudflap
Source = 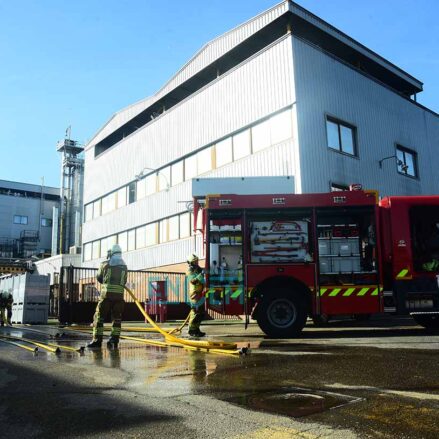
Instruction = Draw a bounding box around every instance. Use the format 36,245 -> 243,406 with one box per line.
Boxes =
410,311 -> 439,330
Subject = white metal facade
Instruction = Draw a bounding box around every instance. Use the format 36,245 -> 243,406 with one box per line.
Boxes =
82,1 -> 439,270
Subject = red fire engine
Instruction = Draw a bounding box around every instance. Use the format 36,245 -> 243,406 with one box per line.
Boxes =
193,180 -> 439,337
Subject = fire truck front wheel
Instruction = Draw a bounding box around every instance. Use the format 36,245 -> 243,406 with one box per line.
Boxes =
257,289 -> 308,338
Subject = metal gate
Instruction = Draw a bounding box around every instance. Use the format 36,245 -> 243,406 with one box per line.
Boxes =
58,266 -> 188,324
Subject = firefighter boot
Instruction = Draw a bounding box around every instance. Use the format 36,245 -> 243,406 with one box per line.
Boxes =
87,336 -> 103,349
107,336 -> 119,349
188,329 -> 206,337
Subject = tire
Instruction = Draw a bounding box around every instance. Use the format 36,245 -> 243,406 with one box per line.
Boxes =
412,313 -> 439,332
256,288 -> 308,338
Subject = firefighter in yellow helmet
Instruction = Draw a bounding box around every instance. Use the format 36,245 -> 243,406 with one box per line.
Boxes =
87,244 -> 128,349
186,254 -> 206,337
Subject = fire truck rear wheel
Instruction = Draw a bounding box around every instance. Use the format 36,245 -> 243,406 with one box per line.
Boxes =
257,289 -> 308,338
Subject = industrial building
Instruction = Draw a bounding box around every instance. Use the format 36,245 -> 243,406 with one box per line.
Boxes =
82,0 -> 439,271
0,179 -> 60,259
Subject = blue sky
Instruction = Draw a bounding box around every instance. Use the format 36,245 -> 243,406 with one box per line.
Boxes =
0,0 -> 437,187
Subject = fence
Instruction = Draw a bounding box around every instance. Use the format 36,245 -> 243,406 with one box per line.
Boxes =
57,266 -> 189,324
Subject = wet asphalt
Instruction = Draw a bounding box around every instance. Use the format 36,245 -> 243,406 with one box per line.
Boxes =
0,316 -> 438,438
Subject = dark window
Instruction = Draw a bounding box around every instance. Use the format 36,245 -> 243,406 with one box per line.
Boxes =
128,182 -> 136,204
331,183 -> 349,192
13,215 -> 28,225
326,117 -> 356,156
41,218 -> 52,227
396,146 -> 418,178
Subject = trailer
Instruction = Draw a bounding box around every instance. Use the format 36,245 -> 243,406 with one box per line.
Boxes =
193,177 -> 439,337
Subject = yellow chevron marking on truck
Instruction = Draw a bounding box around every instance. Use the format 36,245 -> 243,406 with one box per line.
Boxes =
396,269 -> 409,279
343,288 -> 356,297
357,288 -> 370,296
329,288 -> 341,297
320,288 -> 328,297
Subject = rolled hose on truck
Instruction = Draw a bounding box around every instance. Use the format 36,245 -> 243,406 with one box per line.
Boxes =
123,286 -> 248,355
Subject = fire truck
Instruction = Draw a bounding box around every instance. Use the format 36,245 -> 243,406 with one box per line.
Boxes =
193,177 -> 439,337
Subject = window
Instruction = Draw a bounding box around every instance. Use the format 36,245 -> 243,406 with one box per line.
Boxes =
169,216 -> 180,241
159,219 -> 168,243
92,240 -> 100,260
184,155 -> 197,180
136,226 -> 146,249
84,204 -> 93,222
197,147 -> 213,175
41,218 -> 52,227
84,243 -> 92,262
128,229 -> 136,251
145,223 -> 157,246
326,117 -> 356,156
118,231 -> 128,252
100,237 -> 108,258
179,213 -> 191,238
270,109 -> 292,145
93,200 -> 101,219
136,178 -> 146,200
396,146 -> 418,177
117,187 -> 127,208
158,167 -> 171,192
171,161 -> 184,186
13,215 -> 28,225
101,192 -> 116,215
233,129 -> 251,161
128,182 -> 136,204
215,137 -> 233,167
145,174 -> 157,195
252,118 -> 271,152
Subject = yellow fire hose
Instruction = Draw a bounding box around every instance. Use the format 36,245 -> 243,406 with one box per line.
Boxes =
0,334 -> 83,354
0,338 -> 38,353
124,286 -> 239,351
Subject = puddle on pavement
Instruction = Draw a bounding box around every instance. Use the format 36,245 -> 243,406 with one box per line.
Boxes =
226,388 -> 359,418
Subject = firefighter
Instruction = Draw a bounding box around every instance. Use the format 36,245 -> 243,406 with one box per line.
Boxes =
0,289 -> 13,327
87,244 -> 128,349
186,254 -> 206,337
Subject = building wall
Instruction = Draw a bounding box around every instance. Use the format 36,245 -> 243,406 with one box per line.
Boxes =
292,37 -> 439,195
82,36 -> 297,268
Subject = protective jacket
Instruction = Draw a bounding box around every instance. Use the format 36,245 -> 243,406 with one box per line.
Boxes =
186,265 -> 205,304
0,292 -> 13,308
97,260 -> 127,299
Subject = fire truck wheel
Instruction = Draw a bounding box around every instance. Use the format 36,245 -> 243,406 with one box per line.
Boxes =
257,289 -> 307,338
412,313 -> 439,332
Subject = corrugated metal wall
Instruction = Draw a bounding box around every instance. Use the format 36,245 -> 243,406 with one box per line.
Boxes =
82,36 -> 296,269
292,37 -> 439,195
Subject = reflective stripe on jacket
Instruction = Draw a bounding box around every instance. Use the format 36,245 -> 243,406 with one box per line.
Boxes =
97,261 -> 127,295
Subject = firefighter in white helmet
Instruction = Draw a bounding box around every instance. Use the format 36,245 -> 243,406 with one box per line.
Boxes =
87,244 -> 128,349
186,254 -> 206,337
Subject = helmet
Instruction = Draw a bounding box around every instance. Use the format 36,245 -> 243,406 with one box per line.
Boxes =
110,244 -> 122,256
187,254 -> 199,264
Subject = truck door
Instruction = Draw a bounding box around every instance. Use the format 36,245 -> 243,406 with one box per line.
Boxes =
316,206 -> 381,317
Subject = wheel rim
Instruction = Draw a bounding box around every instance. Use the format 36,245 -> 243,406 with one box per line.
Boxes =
267,298 -> 297,328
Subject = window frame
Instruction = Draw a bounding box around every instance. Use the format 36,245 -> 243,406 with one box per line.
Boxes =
325,116 -> 358,157
396,144 -> 418,178
13,215 -> 28,225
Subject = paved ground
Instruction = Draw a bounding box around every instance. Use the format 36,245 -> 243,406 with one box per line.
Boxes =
0,316 -> 438,438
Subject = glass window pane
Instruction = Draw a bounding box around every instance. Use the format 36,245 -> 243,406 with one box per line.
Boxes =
118,231 -> 127,252
184,155 -> 198,180
215,137 -> 233,167
128,182 -> 136,204
93,200 -> 101,218
136,226 -> 146,249
100,237 -> 107,258
128,229 -> 136,251
102,192 -> 116,215
179,213 -> 190,238
233,129 -> 251,160
171,161 -> 184,186
340,125 -> 355,155
92,241 -> 100,260
270,110 -> 292,145
326,120 -> 340,150
159,219 -> 168,243
136,178 -> 146,200
169,216 -> 179,241
197,147 -> 213,175
117,187 -> 127,208
145,223 -> 157,246
405,153 -> 415,176
158,167 -> 170,192
85,204 -> 93,222
145,174 -> 157,195
21,216 -> 28,225
108,235 -> 117,248
84,243 -> 92,262
252,119 -> 271,152
396,148 -> 404,163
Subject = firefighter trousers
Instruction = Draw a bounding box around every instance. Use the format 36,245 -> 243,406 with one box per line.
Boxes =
188,304 -> 204,332
0,306 -> 12,325
92,297 -> 125,340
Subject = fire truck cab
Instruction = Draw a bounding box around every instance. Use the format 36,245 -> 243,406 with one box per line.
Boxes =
193,177 -> 439,337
